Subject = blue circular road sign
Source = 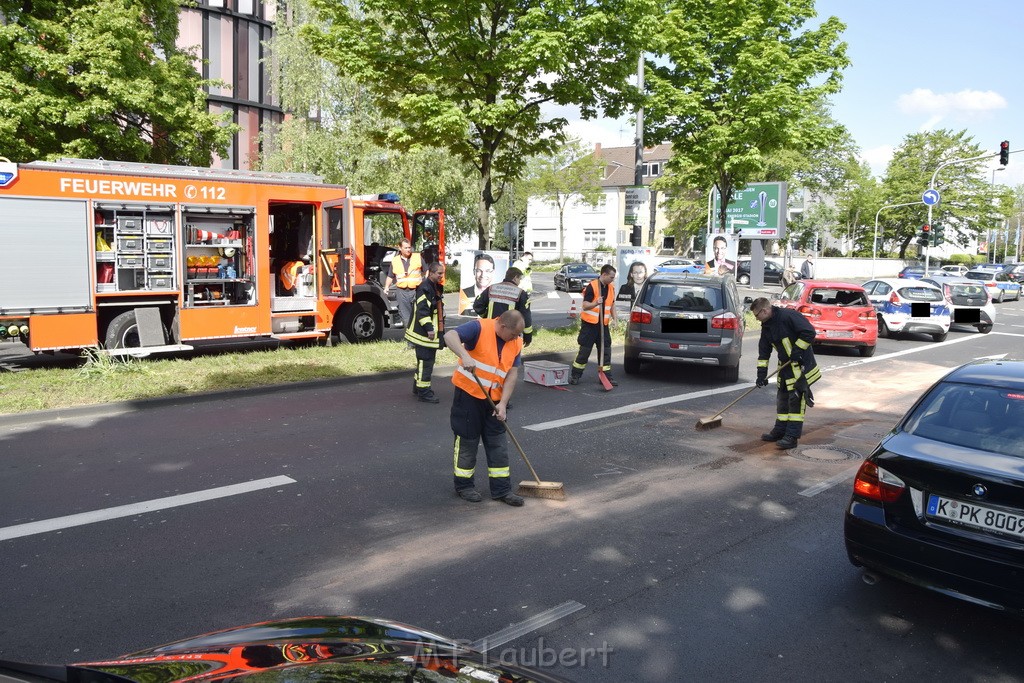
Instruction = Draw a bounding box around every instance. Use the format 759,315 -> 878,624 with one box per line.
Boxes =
922,189 -> 940,206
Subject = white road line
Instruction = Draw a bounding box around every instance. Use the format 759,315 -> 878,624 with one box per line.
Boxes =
799,466 -> 861,497
525,333 -> 983,431
0,475 -> 297,542
472,600 -> 586,652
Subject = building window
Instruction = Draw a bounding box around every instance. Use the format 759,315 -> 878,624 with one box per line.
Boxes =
643,162 -> 662,178
533,241 -> 556,249
582,196 -> 607,213
583,230 -> 604,248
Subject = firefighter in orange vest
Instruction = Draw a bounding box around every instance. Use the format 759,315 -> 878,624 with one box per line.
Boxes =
278,259 -> 305,295
570,264 -> 618,386
383,238 -> 423,329
443,310 -> 526,506
405,261 -> 446,403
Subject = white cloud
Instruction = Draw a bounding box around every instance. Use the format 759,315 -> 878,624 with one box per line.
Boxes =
859,145 -> 894,177
897,88 -> 1007,115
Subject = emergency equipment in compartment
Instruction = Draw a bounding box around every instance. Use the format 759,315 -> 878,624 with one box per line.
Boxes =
0,157 -> 445,354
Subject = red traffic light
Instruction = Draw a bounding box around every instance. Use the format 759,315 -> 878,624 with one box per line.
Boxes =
922,224 -> 931,232
1000,140 -> 1010,165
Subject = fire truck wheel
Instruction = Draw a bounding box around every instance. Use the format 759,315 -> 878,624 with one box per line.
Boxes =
337,301 -> 383,343
104,311 -> 143,349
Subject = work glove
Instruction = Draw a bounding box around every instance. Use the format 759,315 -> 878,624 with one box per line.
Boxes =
788,350 -> 803,368
523,332 -> 533,347
756,367 -> 769,387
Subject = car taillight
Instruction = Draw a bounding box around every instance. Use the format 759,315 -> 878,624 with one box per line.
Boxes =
852,460 -> 905,503
711,312 -> 738,329
858,309 -> 874,321
630,307 -> 652,324
797,304 -> 821,319
943,285 -> 953,301
889,291 -> 900,305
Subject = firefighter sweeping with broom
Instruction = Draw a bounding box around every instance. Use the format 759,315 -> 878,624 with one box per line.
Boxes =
444,310 -> 527,506
751,297 -> 821,449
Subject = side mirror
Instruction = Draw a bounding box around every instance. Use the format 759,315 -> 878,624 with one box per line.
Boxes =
743,296 -> 753,304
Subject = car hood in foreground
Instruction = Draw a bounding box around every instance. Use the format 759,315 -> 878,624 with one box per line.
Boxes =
2,617 -> 570,683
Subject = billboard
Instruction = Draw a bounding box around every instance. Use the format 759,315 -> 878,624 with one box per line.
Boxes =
711,182 -> 787,239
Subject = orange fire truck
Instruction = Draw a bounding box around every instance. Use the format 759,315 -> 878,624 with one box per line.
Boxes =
0,157 -> 444,354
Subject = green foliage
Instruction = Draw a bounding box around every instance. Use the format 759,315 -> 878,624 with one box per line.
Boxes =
645,0 -> 849,231
880,129 -> 993,258
0,0 -> 233,163
304,0 -> 655,247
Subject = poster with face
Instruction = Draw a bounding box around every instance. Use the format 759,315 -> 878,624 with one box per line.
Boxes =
704,233 -> 737,275
615,246 -> 656,306
458,250 -> 509,316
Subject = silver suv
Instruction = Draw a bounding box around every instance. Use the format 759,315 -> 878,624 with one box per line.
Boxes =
623,273 -> 746,382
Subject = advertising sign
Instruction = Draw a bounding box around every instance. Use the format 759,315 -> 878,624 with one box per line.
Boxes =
614,246 -> 657,306
711,182 -> 787,239
623,186 -> 650,227
458,250 -> 509,316
704,233 -> 738,276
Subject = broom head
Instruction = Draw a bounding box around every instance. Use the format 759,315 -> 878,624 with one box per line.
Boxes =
695,414 -> 723,431
516,480 -> 567,500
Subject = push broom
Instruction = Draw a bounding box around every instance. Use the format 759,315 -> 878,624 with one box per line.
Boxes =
695,361 -> 791,431
472,372 -> 566,500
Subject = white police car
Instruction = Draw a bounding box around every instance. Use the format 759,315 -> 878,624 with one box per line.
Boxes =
861,278 -> 951,342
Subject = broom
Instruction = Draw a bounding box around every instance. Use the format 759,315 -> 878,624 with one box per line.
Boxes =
695,361 -> 791,431
597,296 -> 614,391
472,371 -> 566,500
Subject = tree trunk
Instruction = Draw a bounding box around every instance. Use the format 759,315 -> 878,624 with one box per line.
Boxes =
558,207 -> 565,260
476,155 -> 495,250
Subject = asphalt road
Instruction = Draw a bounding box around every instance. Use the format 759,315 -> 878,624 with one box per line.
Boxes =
2,276 -> 1024,680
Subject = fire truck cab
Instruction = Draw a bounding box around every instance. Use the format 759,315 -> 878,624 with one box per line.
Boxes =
0,157 -> 444,354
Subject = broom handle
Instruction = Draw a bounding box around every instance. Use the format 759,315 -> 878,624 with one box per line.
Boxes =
472,370 -> 544,484
710,361 -> 792,418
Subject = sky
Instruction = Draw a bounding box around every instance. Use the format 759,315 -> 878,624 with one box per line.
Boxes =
556,0 -> 1024,189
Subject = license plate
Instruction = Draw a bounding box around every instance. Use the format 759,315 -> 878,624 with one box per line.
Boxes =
825,330 -> 853,338
927,494 -> 1024,539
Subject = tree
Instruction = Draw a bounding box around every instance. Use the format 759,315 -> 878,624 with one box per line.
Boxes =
644,0 -> 849,232
524,139 -> 605,259
304,0 -> 654,249
880,129 -> 992,259
0,0 -> 233,164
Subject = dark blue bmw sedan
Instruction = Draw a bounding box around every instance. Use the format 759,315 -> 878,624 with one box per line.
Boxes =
844,359 -> 1024,615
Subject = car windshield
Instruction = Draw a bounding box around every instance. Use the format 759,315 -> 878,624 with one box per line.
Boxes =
809,288 -> 868,306
896,286 -> 943,302
903,382 -> 1024,459
646,283 -> 721,311
567,264 -> 594,274
963,272 -> 992,281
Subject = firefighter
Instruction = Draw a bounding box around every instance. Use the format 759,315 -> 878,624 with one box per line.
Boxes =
472,266 -> 533,346
278,259 -> 305,295
383,238 -> 423,329
511,251 -> 534,295
443,310 -> 526,507
751,296 -> 822,449
569,264 -> 618,386
405,261 -> 446,404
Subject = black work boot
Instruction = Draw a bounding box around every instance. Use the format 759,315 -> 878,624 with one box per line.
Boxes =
603,372 -> 619,386
569,370 -> 582,385
761,432 -> 783,442
776,435 -> 799,449
417,388 -> 440,404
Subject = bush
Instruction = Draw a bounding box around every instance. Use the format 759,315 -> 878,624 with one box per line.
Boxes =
443,265 -> 461,293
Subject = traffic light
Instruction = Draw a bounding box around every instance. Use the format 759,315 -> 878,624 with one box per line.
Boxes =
1000,140 -> 1010,166
918,224 -> 931,247
932,223 -> 944,245
630,224 -> 642,246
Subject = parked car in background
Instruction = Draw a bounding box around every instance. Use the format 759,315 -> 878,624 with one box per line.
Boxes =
921,277 -> 996,334
553,262 -> 600,292
653,258 -> 704,274
777,281 -> 877,356
963,269 -> 1022,303
896,265 -> 925,279
861,278 -> 951,342
939,264 -> 969,276
844,359 -> 1024,616
624,272 -> 745,382
998,262 -> 1024,283
735,259 -> 794,285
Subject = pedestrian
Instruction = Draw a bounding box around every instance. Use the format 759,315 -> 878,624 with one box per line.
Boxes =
511,251 -> 534,295
405,261 -> 446,404
443,310 -> 527,506
751,297 -> 822,449
570,264 -> 618,386
383,238 -> 423,329
800,253 -> 815,279
473,266 -> 533,346
781,263 -> 797,288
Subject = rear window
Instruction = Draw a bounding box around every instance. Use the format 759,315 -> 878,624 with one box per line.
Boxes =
896,286 -> 943,302
964,272 -> 991,281
950,284 -> 986,297
904,383 -> 1024,459
809,288 -> 868,306
645,283 -> 722,312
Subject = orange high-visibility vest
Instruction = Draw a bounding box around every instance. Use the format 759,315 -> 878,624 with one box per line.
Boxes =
452,318 -> 524,402
279,260 -> 304,291
580,279 -> 614,325
391,253 -> 423,288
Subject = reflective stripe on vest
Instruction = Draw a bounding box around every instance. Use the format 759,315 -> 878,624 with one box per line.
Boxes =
392,253 -> 423,288
451,318 -> 524,401
580,279 -> 614,324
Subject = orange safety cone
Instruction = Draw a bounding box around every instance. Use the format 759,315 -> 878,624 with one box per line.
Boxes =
567,297 -> 579,319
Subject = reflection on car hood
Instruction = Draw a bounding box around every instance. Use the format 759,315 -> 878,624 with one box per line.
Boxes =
46,617 -> 571,683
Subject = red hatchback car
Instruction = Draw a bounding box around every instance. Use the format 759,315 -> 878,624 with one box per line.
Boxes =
777,280 -> 877,356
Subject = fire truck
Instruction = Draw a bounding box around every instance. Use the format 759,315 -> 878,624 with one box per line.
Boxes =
0,157 -> 444,354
